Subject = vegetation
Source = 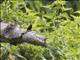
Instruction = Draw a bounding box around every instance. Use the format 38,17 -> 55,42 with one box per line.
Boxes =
0,0 -> 80,60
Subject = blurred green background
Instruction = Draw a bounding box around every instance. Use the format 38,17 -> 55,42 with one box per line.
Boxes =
0,0 -> 80,60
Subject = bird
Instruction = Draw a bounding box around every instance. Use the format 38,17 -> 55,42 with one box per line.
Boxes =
18,23 -> 32,40
27,24 -> 32,31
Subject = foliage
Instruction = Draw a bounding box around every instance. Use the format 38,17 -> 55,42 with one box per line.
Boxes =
0,0 -> 80,60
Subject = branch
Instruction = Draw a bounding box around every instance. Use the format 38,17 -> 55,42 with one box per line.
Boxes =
0,21 -> 47,47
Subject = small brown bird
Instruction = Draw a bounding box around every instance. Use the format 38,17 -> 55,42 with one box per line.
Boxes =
27,24 -> 32,31
18,24 -> 32,41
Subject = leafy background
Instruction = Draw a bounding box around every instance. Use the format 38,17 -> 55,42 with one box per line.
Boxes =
0,0 -> 80,60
